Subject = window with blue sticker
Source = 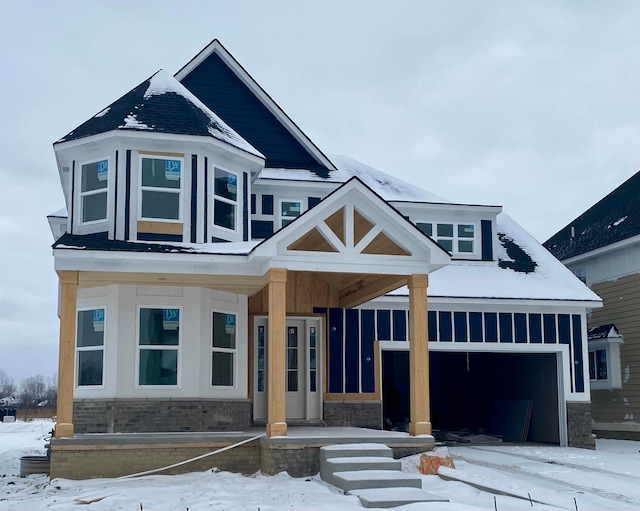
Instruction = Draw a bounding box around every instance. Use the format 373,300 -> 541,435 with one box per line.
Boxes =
213,168 -> 238,231
138,308 -> 180,386
140,156 -> 182,220
76,308 -> 105,386
80,159 -> 108,223
212,311 -> 236,386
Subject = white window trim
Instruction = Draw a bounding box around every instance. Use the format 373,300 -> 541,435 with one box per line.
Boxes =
413,220 -> 477,255
135,305 -> 182,389
138,155 -> 184,223
210,309 -> 238,389
79,157 -> 110,226
589,336 -> 624,390
279,198 -> 304,228
212,167 -> 240,233
75,306 -> 106,389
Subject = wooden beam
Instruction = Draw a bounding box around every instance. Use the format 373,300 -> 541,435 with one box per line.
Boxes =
338,275 -> 406,309
55,270 -> 78,438
408,274 -> 431,436
267,268 -> 287,438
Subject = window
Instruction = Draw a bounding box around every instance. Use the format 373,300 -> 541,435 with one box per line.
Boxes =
589,349 -> 608,381
416,222 -> 432,236
76,308 -> 105,386
138,308 -> 180,386
414,221 -> 475,254
213,168 -> 237,231
140,156 -> 182,220
457,224 -> 475,253
80,159 -> 108,223
280,200 -> 302,227
257,325 -> 266,392
588,326 -> 624,390
212,311 -> 236,387
309,326 -> 317,392
573,266 -> 587,284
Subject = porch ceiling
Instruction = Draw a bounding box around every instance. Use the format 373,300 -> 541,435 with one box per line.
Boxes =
316,271 -> 408,309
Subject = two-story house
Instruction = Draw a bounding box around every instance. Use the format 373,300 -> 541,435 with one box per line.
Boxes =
545,171 -> 639,440
47,40 -> 601,479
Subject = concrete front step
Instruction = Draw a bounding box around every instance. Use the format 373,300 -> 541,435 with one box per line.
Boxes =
350,487 -> 449,509
331,469 -> 423,492
321,456 -> 401,487
320,443 -> 393,463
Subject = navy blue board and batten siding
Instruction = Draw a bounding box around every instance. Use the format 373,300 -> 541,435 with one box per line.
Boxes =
190,155 -> 198,243
314,307 -> 588,398
179,52 -> 330,175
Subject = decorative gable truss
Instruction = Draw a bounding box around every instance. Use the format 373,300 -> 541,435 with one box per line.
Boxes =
251,178 -> 450,308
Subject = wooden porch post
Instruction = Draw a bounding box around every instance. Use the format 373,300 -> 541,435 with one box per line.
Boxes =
267,268 -> 288,437
408,274 -> 431,436
55,270 -> 78,438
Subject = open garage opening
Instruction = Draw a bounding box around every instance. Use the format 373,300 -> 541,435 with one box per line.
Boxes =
382,350 -> 560,444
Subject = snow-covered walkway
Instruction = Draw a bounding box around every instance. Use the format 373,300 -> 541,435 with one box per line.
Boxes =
1,420 -> 639,510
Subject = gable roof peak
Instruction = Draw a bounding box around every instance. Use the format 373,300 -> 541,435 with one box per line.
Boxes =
175,38 -> 336,175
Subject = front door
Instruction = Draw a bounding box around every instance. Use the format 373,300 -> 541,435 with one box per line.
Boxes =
254,317 -> 321,421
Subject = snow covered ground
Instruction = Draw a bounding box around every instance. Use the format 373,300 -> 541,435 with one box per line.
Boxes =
1,420 -> 639,510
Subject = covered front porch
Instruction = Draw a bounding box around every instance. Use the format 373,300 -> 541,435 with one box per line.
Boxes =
53,178 -> 450,453
49,426 -> 435,479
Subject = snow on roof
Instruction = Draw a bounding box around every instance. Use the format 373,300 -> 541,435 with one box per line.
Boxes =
389,213 -> 602,302
47,207 -> 68,218
55,71 -> 263,160
53,233 -> 259,255
143,71 -> 263,158
259,155 -> 451,203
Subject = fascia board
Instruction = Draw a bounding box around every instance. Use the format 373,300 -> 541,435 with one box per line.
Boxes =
175,40 -> 336,172
54,129 -> 266,165
560,234 -> 640,265
371,294 -> 601,309
53,248 -> 267,276
253,177 -> 338,190
264,253 -> 430,275
391,201 -> 503,214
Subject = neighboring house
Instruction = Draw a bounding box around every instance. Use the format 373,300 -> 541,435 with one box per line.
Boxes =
545,171 -> 640,440
46,40 -> 601,477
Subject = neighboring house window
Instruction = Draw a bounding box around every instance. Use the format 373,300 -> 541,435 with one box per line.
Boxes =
76,308 -> 105,386
588,349 -> 608,381
573,266 -> 587,284
212,311 -> 236,387
281,200 -> 302,227
588,325 -> 624,390
138,308 -> 180,386
80,159 -> 108,223
213,168 -> 238,231
140,156 -> 182,220
417,222 -> 476,254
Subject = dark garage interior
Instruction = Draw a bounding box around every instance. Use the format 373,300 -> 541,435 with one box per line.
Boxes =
382,350 -> 560,444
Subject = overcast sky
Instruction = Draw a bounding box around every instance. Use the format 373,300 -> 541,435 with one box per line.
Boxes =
0,1 -> 638,385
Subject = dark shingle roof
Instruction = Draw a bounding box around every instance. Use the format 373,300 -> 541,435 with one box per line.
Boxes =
55,70 -> 262,158
544,171 -> 640,261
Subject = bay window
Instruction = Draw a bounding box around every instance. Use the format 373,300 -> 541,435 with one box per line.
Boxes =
140,156 -> 182,220
138,307 -> 180,386
213,168 -> 238,231
76,308 -> 105,386
80,159 -> 108,223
